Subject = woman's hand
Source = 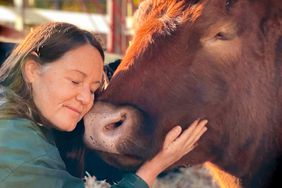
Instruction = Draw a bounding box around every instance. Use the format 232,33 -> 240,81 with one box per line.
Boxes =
136,119 -> 208,187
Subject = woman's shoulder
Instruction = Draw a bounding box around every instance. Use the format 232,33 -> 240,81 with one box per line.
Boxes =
0,116 -> 37,124
0,117 -> 52,135
0,117 -> 62,163
0,117 -> 66,182
0,117 -> 54,143
0,117 -> 59,148
0,117 -> 39,130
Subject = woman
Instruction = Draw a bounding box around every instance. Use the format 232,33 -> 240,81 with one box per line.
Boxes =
0,22 -> 208,188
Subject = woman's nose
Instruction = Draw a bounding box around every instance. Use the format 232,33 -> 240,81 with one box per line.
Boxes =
76,87 -> 93,105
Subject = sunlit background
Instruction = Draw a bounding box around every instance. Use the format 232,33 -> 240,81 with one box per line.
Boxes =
0,0 -> 141,61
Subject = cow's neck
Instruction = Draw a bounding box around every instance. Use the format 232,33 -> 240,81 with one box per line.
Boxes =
214,36 -> 282,188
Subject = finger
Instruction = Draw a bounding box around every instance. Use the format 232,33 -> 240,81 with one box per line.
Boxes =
183,143 -> 198,155
183,119 -> 208,139
174,119 -> 208,145
182,119 -> 205,137
189,119 -> 201,130
182,120 -> 208,147
163,125 -> 182,149
184,126 -> 207,149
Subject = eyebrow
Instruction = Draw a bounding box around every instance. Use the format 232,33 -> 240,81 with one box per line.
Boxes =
71,69 -> 101,85
72,69 -> 87,77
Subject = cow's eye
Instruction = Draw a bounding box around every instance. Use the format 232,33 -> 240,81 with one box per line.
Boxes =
215,32 -> 228,40
215,32 -> 235,41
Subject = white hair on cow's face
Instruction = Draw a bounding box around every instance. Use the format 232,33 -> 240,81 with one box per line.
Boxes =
133,0 -> 187,37
158,14 -> 183,36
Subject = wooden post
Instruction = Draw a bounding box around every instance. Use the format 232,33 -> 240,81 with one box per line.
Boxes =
107,0 -> 126,54
14,0 -> 25,31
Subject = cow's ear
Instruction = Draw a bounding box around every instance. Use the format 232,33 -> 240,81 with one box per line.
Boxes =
255,0 -> 282,12
258,0 -> 282,35
270,0 -> 282,13
263,0 -> 282,19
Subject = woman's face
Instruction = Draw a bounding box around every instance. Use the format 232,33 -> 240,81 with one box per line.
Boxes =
26,44 -> 103,131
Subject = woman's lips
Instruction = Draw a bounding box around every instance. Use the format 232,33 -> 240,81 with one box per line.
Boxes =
64,105 -> 82,115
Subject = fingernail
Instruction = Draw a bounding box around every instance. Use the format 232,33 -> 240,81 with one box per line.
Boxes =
176,125 -> 182,131
173,125 -> 181,131
194,119 -> 200,123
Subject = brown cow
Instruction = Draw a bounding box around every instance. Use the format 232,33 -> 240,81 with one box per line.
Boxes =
84,0 -> 282,187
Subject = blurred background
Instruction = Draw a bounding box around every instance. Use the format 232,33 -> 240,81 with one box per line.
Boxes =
0,0 -> 141,62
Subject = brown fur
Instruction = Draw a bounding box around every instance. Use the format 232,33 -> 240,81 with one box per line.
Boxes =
45,0 -> 282,186
96,0 -> 282,187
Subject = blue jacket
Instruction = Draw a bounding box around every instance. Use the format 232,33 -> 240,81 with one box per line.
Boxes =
0,118 -> 148,188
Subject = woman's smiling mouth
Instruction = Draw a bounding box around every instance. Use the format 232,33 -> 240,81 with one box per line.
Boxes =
64,105 -> 82,115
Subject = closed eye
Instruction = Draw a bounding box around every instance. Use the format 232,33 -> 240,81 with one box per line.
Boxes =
72,80 -> 81,85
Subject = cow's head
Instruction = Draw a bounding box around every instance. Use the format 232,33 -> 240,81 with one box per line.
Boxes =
84,0 -> 282,178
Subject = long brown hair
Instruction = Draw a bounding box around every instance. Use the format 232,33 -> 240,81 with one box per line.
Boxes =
0,22 -> 105,123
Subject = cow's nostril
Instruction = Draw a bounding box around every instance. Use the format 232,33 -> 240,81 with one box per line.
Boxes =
104,120 -> 124,131
103,113 -> 127,131
115,120 -> 124,127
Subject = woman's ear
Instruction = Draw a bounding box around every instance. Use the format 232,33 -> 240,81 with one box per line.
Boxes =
23,58 -> 40,83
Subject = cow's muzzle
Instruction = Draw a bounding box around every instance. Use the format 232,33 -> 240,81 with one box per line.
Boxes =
83,101 -> 156,167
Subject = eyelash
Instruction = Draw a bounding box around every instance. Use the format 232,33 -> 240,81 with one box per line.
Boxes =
71,80 -> 97,95
72,80 -> 80,85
